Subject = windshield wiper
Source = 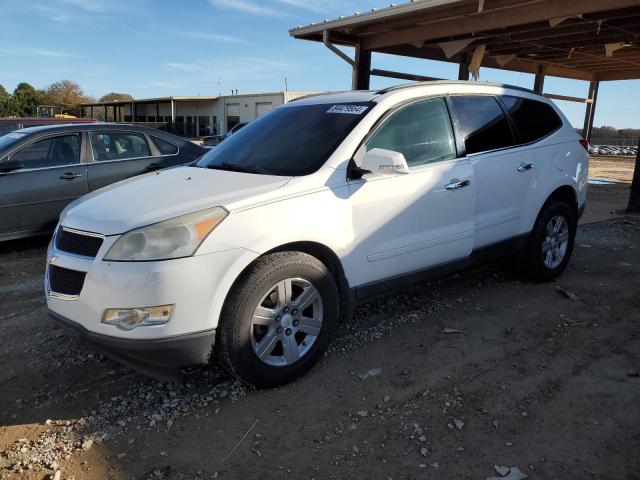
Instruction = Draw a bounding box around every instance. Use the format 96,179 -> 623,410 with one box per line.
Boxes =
206,162 -> 271,175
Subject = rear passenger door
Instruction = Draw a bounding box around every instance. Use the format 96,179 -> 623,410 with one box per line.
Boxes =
449,95 -> 533,249
87,130 -> 162,191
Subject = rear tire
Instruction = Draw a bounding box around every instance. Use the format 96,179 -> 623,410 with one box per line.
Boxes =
218,251 -> 339,388
522,200 -> 576,282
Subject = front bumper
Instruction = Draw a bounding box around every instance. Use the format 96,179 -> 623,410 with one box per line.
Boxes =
49,309 -> 216,378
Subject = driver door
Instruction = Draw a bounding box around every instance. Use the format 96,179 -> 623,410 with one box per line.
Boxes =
0,133 -> 87,239
348,97 -> 476,287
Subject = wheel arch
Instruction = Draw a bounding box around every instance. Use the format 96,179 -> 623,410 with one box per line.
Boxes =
264,241 -> 353,324
220,241 -> 353,329
546,184 -> 579,215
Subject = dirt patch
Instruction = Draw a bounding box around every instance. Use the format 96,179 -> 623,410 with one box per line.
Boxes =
589,155 -> 637,183
0,189 -> 639,480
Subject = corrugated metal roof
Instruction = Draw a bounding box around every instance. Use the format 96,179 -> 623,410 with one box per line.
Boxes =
289,0 -> 464,37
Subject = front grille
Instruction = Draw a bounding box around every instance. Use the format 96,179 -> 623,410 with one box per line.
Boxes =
55,228 -> 103,258
48,265 -> 86,297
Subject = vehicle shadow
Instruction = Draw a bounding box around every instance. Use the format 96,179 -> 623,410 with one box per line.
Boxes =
0,234 -> 50,255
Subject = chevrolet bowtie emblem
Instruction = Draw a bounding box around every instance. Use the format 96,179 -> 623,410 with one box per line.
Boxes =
47,256 -> 57,265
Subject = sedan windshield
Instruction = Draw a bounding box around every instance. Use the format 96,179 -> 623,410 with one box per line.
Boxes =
0,132 -> 27,151
196,102 -> 373,176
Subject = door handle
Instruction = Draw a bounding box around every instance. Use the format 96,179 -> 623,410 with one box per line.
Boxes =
517,163 -> 534,172
445,179 -> 471,190
59,172 -> 82,180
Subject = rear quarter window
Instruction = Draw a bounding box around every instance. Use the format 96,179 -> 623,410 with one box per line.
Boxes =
500,96 -> 563,144
152,137 -> 179,155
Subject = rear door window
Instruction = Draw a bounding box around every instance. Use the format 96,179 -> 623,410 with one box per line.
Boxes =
449,96 -> 514,155
90,132 -> 150,161
500,96 -> 563,144
10,134 -> 80,168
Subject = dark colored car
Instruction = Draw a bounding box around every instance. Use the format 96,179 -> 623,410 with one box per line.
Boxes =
0,123 -> 207,241
202,122 -> 249,146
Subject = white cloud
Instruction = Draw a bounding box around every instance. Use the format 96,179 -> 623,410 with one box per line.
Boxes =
164,56 -> 296,81
173,31 -> 245,44
35,49 -> 80,58
274,0 -> 328,13
209,0 -> 288,18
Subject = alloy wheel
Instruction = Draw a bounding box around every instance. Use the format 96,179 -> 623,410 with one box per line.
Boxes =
541,214 -> 569,269
250,278 -> 323,367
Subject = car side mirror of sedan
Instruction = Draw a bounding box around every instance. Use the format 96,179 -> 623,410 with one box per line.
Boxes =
0,158 -> 25,173
360,148 -> 410,176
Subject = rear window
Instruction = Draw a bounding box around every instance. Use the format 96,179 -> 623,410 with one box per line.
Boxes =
500,96 -> 563,144
449,96 -> 514,155
196,102 -> 373,176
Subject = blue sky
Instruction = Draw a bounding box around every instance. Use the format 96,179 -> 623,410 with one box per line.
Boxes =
0,0 -> 638,129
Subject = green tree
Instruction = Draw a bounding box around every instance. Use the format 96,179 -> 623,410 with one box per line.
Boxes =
0,84 -> 17,117
13,82 -> 43,117
99,92 -> 134,102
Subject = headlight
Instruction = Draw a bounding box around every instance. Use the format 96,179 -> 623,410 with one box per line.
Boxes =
104,207 -> 228,261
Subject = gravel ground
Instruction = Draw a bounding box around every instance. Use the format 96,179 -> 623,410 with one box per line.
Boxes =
0,185 -> 638,480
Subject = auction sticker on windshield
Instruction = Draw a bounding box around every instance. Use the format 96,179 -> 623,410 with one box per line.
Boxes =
327,104 -> 369,115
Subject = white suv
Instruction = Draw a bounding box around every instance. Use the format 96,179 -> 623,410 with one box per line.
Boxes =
46,81 -> 589,387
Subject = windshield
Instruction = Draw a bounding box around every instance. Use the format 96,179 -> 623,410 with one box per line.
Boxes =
0,132 -> 27,151
196,102 -> 373,176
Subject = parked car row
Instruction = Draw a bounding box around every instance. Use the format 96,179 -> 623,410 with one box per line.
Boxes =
589,144 -> 638,156
0,124 -> 207,241
43,81 -> 589,387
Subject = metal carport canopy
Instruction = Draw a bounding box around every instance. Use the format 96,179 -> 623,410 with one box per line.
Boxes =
289,0 -> 640,213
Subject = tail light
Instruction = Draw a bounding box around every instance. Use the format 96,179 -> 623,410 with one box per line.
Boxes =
579,139 -> 589,151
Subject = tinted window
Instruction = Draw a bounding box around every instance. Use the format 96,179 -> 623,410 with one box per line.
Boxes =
365,97 -> 456,167
450,96 -> 514,154
197,103 -> 373,176
91,132 -> 150,161
501,96 -> 563,144
10,134 -> 80,168
152,137 -> 179,155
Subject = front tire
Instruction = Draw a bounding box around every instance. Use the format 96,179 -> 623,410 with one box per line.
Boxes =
218,251 -> 339,388
522,200 -> 576,282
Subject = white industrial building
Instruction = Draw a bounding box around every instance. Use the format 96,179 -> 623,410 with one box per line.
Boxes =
80,91 -> 315,137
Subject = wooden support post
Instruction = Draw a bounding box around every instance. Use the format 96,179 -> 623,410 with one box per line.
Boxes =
533,65 -> 546,94
353,43 -> 372,90
627,137 -> 640,214
582,80 -> 599,141
458,53 -> 470,81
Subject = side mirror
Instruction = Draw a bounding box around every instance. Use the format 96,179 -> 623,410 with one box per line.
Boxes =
360,148 -> 409,176
0,158 -> 25,173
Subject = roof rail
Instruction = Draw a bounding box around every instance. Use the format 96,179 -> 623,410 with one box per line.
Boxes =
375,80 -> 537,96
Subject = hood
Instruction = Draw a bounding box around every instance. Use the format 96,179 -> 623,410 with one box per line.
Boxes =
61,166 -> 291,235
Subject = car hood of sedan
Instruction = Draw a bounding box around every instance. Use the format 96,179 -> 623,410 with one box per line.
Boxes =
60,166 -> 292,235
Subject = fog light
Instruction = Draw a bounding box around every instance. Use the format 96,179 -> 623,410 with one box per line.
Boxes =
102,305 -> 174,331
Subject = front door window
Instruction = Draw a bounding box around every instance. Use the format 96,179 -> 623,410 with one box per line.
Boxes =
11,134 -> 80,169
